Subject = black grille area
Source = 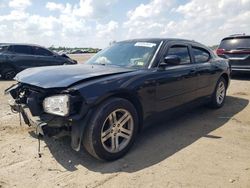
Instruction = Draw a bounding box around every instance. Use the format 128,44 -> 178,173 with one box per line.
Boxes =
26,90 -> 44,116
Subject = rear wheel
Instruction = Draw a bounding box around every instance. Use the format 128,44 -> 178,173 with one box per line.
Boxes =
2,68 -> 17,80
210,77 -> 227,108
83,98 -> 138,161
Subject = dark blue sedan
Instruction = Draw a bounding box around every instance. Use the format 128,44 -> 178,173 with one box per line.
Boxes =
6,38 -> 230,161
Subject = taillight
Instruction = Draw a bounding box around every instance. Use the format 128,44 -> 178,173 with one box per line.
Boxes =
216,48 -> 225,55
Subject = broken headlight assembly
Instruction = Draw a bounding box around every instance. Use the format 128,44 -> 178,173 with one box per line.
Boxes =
43,94 -> 70,116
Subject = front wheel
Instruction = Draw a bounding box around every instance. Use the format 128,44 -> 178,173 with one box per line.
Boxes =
83,98 -> 139,161
210,77 -> 227,108
2,68 -> 17,80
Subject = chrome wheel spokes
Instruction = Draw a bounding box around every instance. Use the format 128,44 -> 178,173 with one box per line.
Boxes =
216,81 -> 225,104
101,109 -> 134,153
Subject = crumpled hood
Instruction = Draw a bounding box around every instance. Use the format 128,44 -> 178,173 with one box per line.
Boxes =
15,64 -> 136,89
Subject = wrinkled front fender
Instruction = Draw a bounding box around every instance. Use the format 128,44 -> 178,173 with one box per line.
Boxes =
71,109 -> 93,151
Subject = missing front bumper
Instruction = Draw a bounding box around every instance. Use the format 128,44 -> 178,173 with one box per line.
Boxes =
8,100 -> 89,152
9,100 -> 47,135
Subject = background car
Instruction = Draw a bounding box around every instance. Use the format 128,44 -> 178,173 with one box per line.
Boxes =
7,38 -> 230,161
0,43 -> 77,80
216,34 -> 250,74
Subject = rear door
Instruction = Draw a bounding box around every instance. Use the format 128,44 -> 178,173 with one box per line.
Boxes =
191,46 -> 216,97
155,42 -> 199,112
32,46 -> 63,66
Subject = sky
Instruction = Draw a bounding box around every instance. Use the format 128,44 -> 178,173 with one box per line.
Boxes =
0,0 -> 249,48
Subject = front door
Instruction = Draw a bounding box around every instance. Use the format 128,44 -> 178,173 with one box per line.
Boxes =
155,44 -> 198,113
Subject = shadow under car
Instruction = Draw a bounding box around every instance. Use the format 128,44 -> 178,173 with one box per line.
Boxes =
30,96 -> 248,173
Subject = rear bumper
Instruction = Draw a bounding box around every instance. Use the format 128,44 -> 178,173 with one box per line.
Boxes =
229,58 -> 250,72
231,66 -> 250,72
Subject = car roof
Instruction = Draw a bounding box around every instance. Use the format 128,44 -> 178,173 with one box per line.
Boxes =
121,38 -> 196,43
222,35 -> 250,40
0,43 -> 47,48
120,38 -> 207,47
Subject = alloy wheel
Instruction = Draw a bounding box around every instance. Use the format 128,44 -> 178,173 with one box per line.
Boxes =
101,109 -> 134,153
216,81 -> 225,105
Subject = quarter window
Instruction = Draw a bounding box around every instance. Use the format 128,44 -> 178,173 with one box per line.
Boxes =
193,47 -> 210,63
33,47 -> 53,56
167,45 -> 191,64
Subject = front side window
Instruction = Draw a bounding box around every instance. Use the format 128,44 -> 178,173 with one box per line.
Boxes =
193,47 -> 210,63
86,41 -> 161,68
11,45 -> 33,55
33,47 -> 53,56
167,45 -> 191,64
168,45 -> 191,64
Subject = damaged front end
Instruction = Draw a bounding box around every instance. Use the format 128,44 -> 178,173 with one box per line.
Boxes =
5,83 -> 89,151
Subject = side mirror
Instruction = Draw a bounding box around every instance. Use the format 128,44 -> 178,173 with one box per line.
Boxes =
161,55 -> 181,66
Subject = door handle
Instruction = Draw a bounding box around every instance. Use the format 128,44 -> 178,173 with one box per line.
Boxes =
189,69 -> 197,74
144,79 -> 156,85
190,69 -> 196,73
184,68 -> 197,78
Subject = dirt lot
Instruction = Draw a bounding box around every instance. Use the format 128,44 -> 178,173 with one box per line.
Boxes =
0,58 -> 250,187
68,53 -> 95,64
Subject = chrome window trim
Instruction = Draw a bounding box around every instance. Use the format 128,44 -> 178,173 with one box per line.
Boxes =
148,41 -> 163,69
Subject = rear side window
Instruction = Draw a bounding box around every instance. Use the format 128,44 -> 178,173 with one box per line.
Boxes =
33,47 -> 53,56
219,37 -> 250,50
10,45 -> 33,55
192,47 -> 210,63
167,45 -> 191,64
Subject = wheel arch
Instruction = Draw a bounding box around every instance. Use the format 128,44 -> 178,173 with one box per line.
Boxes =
71,90 -> 144,152
93,91 -> 144,132
0,62 -> 17,74
220,73 -> 230,88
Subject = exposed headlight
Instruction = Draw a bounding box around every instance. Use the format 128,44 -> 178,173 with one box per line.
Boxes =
43,95 -> 69,116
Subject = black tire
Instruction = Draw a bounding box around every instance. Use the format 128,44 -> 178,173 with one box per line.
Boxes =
83,98 -> 139,161
209,77 -> 227,109
2,68 -> 17,80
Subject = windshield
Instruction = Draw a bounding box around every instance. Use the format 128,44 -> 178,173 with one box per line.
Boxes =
86,41 -> 161,68
219,37 -> 250,50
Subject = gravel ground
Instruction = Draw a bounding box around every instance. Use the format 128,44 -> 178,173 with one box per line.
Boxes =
68,53 -> 95,64
0,61 -> 250,187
